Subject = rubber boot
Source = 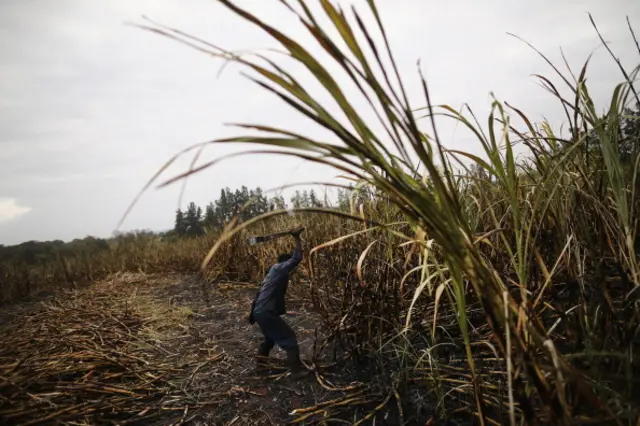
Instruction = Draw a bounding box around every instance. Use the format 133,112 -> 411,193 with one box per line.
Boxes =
285,347 -> 308,379
256,341 -> 273,369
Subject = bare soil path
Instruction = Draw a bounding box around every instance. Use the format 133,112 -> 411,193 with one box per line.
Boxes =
0,273 -> 370,426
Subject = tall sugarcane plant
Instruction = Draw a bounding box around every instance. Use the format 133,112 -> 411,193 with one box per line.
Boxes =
133,1 -> 640,424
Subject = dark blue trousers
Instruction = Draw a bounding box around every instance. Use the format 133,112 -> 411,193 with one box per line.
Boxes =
254,311 -> 298,351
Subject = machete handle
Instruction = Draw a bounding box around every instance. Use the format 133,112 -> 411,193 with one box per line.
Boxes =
290,227 -> 305,236
248,229 -> 298,246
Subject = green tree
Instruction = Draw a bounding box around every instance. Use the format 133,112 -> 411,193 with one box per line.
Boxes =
184,202 -> 204,237
203,202 -> 218,229
301,190 -> 310,207
573,103 -> 640,166
174,209 -> 187,236
233,186 -> 250,219
308,189 -> 323,207
336,187 -> 352,211
291,190 -> 302,208
216,188 -> 231,224
621,102 -> 640,162
247,187 -> 269,218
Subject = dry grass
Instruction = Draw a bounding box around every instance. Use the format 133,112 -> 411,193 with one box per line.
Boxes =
0,274 -> 229,425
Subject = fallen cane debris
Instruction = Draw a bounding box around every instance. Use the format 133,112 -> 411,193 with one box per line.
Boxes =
0,281 -> 226,425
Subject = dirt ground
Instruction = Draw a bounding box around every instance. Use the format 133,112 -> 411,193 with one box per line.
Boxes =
0,273 -> 374,426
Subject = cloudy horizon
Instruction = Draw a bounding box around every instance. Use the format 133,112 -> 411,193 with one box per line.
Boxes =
1,0 -> 639,246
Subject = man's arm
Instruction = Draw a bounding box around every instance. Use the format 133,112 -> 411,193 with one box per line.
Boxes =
279,230 -> 304,273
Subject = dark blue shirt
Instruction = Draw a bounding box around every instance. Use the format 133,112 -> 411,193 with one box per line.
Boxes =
253,239 -> 302,315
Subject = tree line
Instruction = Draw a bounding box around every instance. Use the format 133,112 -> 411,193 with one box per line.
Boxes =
0,231 -> 169,267
172,186 -> 356,237
0,185 -> 362,265
0,237 -> 110,266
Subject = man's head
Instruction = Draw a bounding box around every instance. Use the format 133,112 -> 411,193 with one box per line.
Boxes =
278,253 -> 292,263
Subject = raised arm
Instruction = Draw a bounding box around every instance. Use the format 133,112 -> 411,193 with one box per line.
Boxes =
279,228 -> 304,272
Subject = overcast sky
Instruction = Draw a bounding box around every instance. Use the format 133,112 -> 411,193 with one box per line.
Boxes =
0,0 -> 639,245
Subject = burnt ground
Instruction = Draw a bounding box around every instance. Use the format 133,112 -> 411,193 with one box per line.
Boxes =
0,273 -> 380,426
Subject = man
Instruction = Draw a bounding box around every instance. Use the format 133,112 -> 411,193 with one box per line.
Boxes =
249,227 -> 308,378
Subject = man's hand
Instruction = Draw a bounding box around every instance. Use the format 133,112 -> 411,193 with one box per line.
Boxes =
290,227 -> 305,238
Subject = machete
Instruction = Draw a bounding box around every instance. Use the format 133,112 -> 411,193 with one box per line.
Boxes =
247,227 -> 305,246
